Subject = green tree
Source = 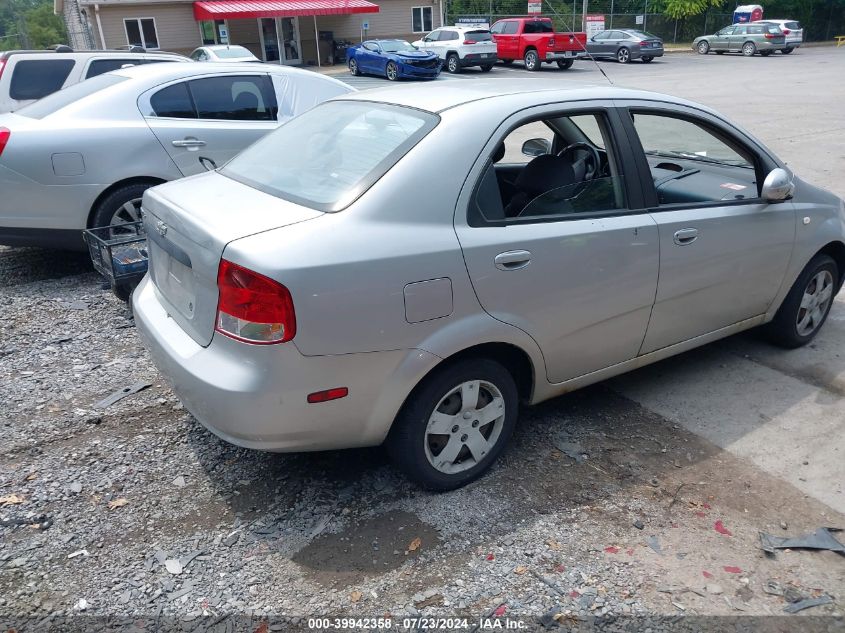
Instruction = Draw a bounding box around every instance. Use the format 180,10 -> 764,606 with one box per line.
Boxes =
658,0 -> 724,19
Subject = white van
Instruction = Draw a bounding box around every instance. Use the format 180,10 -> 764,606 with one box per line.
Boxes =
0,48 -> 186,113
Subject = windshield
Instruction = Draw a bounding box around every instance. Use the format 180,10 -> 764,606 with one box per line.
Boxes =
213,46 -> 254,58
15,74 -> 127,119
221,101 -> 439,212
381,40 -> 416,52
465,30 -> 493,41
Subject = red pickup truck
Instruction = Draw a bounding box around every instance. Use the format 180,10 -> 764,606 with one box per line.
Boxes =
490,17 -> 587,70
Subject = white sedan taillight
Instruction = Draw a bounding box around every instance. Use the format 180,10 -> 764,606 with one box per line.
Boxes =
215,259 -> 296,345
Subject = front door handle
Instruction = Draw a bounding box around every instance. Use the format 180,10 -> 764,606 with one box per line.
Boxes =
673,228 -> 699,245
494,250 -> 532,271
171,138 -> 206,148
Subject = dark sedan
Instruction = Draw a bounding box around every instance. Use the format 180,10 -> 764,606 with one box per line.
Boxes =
586,29 -> 664,63
347,40 -> 441,81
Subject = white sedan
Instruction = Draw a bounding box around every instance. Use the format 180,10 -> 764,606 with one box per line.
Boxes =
189,45 -> 260,63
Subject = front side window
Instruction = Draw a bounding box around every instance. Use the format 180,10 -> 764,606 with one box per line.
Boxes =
9,59 -> 75,100
190,75 -> 278,121
490,22 -> 505,34
471,111 -> 625,224
412,7 -> 433,33
502,21 -> 520,34
124,18 -> 159,49
222,101 -> 439,212
630,111 -> 759,206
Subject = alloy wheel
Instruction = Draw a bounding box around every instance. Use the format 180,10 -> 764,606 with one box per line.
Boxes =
617,48 -> 630,63
742,42 -> 756,56
423,379 -> 506,475
524,50 -> 538,71
349,59 -> 359,75
447,55 -> 459,73
796,270 -> 834,336
698,41 -> 709,54
386,61 -> 398,80
108,197 -> 143,238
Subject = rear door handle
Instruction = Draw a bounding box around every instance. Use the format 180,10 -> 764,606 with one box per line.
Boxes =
494,250 -> 532,271
171,138 -> 206,148
673,228 -> 699,245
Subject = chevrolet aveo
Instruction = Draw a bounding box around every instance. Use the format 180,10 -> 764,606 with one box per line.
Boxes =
134,80 -> 845,490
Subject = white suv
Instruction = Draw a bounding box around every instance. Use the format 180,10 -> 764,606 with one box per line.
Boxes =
413,26 -> 498,73
0,48 -> 186,113
753,19 -> 803,53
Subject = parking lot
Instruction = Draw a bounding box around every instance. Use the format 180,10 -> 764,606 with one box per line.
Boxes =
1,48 -> 844,629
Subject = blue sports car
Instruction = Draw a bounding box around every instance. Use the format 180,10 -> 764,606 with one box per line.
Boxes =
347,39 -> 441,81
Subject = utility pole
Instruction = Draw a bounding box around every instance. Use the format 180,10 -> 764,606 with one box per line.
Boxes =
581,0 -> 587,32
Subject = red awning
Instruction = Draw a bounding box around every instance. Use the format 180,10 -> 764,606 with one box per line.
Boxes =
193,0 -> 379,20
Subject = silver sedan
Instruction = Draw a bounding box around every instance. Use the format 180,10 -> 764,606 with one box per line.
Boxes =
0,63 -> 353,249
134,80 -> 845,490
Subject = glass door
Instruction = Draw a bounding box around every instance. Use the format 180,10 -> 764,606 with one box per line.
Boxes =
259,17 -> 281,62
280,17 -> 301,64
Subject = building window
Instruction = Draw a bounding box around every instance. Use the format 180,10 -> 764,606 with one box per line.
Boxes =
124,18 -> 159,50
199,20 -> 227,45
412,6 -> 433,33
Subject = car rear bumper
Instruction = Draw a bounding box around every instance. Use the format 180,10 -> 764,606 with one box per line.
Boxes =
134,275 -> 439,452
459,52 -> 498,67
634,47 -> 664,58
544,50 -> 585,61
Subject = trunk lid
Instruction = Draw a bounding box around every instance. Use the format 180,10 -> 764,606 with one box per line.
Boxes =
142,171 -> 323,347
551,32 -> 587,52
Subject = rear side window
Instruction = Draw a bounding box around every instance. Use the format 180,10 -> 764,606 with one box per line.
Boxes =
9,59 -> 75,100
524,20 -> 554,34
15,74 -> 126,119
189,75 -> 277,121
786,21 -> 800,30
85,58 -> 141,79
150,82 -> 197,118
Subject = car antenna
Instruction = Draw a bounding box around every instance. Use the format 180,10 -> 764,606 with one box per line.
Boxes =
542,1 -> 613,86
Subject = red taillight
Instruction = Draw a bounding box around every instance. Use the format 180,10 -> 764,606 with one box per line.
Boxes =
782,29 -> 790,34
764,33 -> 776,39
0,127 -> 10,158
215,259 -> 296,345
463,39 -> 477,44
307,387 -> 349,404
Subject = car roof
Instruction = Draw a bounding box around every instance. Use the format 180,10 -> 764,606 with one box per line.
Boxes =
0,49 -> 184,60
203,45 -> 253,52
109,61 -> 332,83
338,79 -> 704,115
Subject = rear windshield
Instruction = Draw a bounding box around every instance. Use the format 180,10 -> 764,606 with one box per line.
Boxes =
465,30 -> 493,41
9,59 -> 75,101
15,74 -> 127,119
765,24 -> 782,34
523,20 -> 554,34
213,46 -> 254,58
221,101 -> 439,212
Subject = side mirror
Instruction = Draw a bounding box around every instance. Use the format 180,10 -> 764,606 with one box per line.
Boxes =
761,168 -> 794,202
522,138 -> 552,157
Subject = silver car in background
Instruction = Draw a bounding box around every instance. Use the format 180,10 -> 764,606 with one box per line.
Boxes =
753,19 -> 803,53
0,63 -> 353,249
134,80 -> 845,490
189,45 -> 261,62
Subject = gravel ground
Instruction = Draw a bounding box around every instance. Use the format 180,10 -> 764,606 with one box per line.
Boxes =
1,245 -> 843,632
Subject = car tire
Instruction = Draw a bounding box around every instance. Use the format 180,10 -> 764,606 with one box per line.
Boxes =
480,64 -> 494,72
616,47 -> 631,63
90,182 -> 152,236
556,59 -> 574,69
348,58 -> 360,76
523,49 -> 539,71
385,358 -> 519,491
641,55 -> 654,62
386,61 -> 399,81
742,41 -> 756,56
764,254 -> 838,349
446,53 -> 461,73
781,47 -> 794,54
697,40 -> 710,54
